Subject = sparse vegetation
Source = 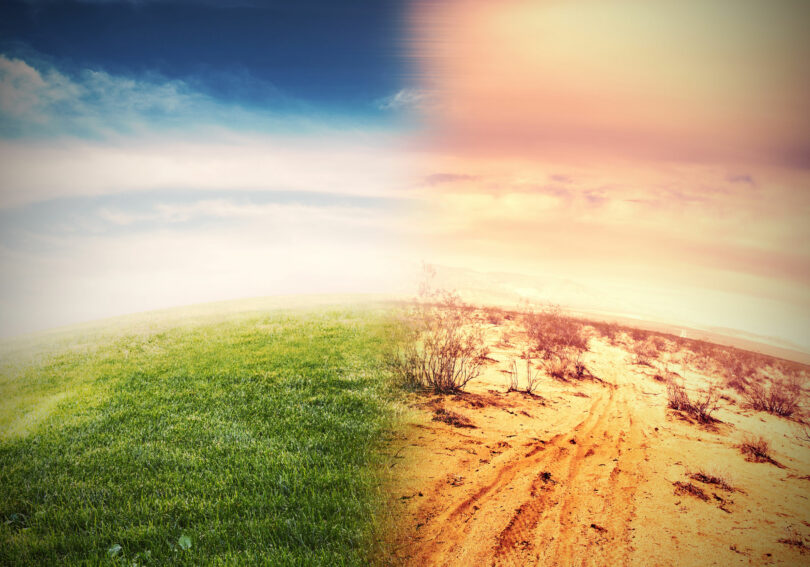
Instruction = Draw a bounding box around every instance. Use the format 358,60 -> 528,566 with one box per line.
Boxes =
689,469 -> 734,492
779,526 -> 810,551
432,407 -> 476,428
666,377 -> 720,423
673,481 -> 710,502
631,335 -> 666,366
484,306 -> 506,325
389,267 -> 488,393
739,434 -> 782,466
716,349 -> 758,393
507,355 -> 541,395
523,305 -> 589,381
743,376 -> 802,418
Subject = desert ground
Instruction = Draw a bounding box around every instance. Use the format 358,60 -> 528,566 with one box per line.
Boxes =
386,307 -> 810,566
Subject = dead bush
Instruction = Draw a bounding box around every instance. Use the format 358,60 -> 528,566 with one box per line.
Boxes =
709,348 -> 761,394
673,481 -> 709,501
484,306 -> 505,325
506,359 -> 520,392
593,321 -> 621,344
632,337 -> 660,366
507,356 -> 541,394
523,305 -> 588,355
743,376 -> 802,418
523,305 -> 589,380
689,469 -> 734,492
432,407 -> 475,428
389,267 -> 488,393
739,434 -> 781,466
666,377 -> 720,423
779,526 -> 810,551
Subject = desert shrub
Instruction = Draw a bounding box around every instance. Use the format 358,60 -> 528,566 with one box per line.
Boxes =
506,359 -> 520,392
630,328 -> 650,343
713,349 -> 759,393
666,378 -> 691,411
673,481 -> 709,501
743,376 -> 802,418
739,434 -> 778,464
632,337 -> 660,366
523,305 -> 589,380
666,377 -> 720,423
779,526 -> 809,550
592,321 -> 621,344
432,407 -> 475,428
523,305 -> 588,354
484,306 -> 505,325
507,356 -> 541,394
389,268 -> 488,393
689,469 -> 734,492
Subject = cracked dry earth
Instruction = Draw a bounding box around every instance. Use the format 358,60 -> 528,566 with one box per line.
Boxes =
386,323 -> 810,566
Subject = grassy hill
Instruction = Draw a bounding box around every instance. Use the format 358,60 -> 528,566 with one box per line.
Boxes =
0,297 -> 400,565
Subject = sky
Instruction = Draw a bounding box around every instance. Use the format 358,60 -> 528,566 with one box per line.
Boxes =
0,0 -> 421,336
1,0 -> 808,352
406,0 -> 810,351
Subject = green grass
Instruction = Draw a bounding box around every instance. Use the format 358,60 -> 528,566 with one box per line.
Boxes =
0,303 -> 400,565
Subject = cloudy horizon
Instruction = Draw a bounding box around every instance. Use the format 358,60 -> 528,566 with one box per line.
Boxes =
1,0 -> 808,354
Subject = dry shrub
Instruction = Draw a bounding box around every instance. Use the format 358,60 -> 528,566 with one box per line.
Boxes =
673,481 -> 709,502
779,526 -> 810,551
714,349 -> 759,393
506,360 -> 520,392
689,470 -> 734,492
744,376 -> 802,418
632,337 -> 661,366
524,305 -> 589,354
507,356 -> 541,394
484,306 -> 505,325
666,377 -> 720,423
592,321 -> 621,344
739,434 -> 781,466
432,407 -> 475,428
389,267 -> 488,393
523,305 -> 589,380
630,328 -> 650,343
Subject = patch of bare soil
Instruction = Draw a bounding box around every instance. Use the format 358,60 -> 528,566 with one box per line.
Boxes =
385,314 -> 810,566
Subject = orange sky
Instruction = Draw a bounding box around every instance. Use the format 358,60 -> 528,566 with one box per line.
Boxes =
407,0 -> 810,350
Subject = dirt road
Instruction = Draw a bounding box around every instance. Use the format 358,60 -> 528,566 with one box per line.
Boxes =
388,334 -> 810,566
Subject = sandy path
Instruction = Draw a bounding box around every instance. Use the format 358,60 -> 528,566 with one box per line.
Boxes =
405,369 -> 649,566
388,327 -> 810,566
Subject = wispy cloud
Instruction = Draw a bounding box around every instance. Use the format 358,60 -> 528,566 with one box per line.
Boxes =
0,55 -> 208,137
376,88 -> 432,111
0,53 -> 420,336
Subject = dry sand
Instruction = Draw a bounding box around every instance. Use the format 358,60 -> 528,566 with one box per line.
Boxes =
387,316 -> 810,566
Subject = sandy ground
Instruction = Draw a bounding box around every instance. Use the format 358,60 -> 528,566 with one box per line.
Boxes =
387,317 -> 810,566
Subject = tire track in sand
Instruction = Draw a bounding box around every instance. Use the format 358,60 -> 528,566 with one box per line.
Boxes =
410,387 -> 622,566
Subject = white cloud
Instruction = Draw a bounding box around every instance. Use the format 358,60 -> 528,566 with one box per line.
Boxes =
0,132 -> 417,208
0,56 -> 80,124
377,88 -> 432,111
0,55 -> 422,336
0,54 -> 210,136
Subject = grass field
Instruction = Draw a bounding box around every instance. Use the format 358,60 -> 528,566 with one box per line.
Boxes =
0,300 -> 399,565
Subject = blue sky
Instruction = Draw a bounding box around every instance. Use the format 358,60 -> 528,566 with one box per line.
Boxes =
0,0 -> 421,336
1,0 -> 406,116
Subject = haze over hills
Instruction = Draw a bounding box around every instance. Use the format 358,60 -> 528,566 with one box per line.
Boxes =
427,265 -> 810,363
